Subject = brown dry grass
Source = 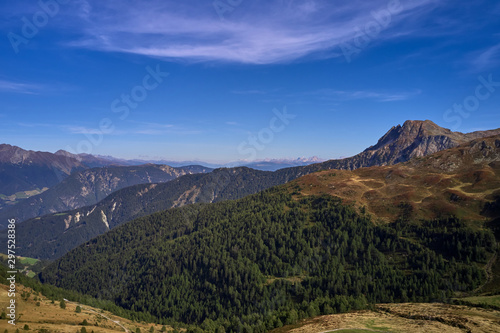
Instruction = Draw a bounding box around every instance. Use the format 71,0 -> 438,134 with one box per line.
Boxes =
274,303 -> 500,333
289,161 -> 499,224
0,283 -> 171,332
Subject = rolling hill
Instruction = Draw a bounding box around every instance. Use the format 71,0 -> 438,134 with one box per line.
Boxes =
292,134 -> 500,223
273,302 -> 500,332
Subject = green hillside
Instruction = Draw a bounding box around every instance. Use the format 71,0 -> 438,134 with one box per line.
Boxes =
39,186 -> 495,332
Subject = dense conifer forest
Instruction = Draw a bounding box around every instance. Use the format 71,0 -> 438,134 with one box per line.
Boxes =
39,185 -> 496,332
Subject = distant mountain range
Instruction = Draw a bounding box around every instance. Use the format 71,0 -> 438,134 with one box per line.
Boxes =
70,155 -> 326,171
0,144 -> 323,199
0,164 -> 211,228
239,157 -> 325,171
7,120 -> 500,260
5,119 -> 495,202
53,150 -> 131,168
0,144 -> 87,196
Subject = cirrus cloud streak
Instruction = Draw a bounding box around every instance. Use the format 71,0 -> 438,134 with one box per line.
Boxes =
64,0 -> 441,64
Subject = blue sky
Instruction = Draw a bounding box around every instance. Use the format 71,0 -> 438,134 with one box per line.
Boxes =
0,0 -> 499,163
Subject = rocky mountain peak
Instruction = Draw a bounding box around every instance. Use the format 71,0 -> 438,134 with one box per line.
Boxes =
346,120 -> 500,168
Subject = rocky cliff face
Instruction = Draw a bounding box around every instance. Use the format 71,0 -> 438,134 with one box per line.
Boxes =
362,120 -> 500,163
317,120 -> 500,171
408,134 -> 500,172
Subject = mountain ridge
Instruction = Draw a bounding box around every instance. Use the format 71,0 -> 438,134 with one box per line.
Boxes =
10,122 -> 500,260
0,144 -> 87,196
322,120 -> 500,170
0,163 -> 212,228
291,133 -> 500,223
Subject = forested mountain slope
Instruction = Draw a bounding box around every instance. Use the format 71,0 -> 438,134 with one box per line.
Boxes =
13,167 -> 289,259
40,186 -> 496,332
34,132 -> 500,332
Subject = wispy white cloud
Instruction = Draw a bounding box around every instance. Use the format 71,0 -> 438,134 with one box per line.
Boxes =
59,0 -> 442,64
61,123 -> 202,136
0,80 -> 44,95
128,121 -> 175,129
471,43 -> 500,71
133,129 -> 169,135
231,90 -> 267,95
18,122 -> 56,128
123,120 -> 202,135
305,88 -> 421,102
63,125 -> 106,135
133,128 -> 202,136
